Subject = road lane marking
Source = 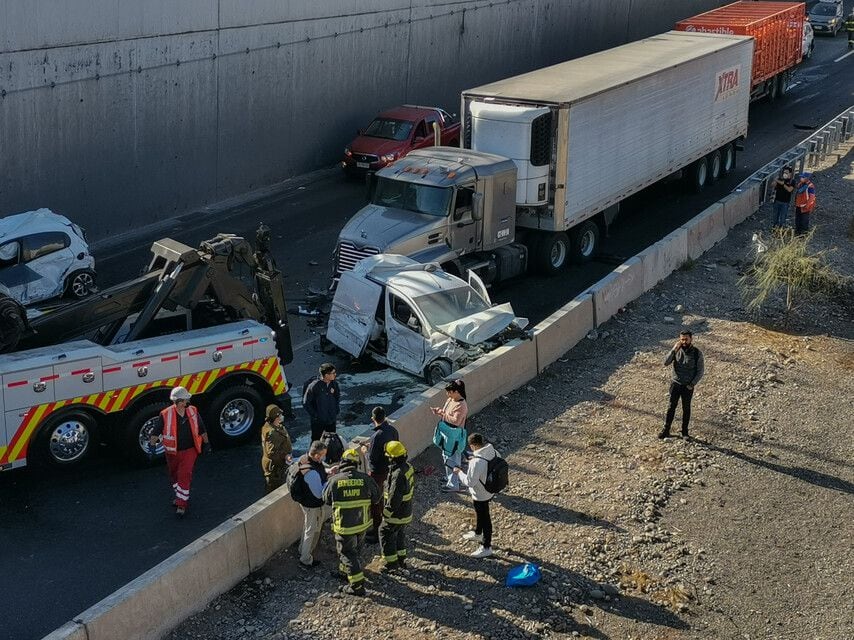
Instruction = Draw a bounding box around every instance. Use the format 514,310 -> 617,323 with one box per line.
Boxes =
834,50 -> 854,63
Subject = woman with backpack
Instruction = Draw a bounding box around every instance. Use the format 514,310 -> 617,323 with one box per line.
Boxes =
431,379 -> 468,493
454,433 -> 501,558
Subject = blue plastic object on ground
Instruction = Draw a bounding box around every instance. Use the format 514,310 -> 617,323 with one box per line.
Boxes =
505,563 -> 541,587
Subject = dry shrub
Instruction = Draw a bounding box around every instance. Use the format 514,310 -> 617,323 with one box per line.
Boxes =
738,228 -> 850,317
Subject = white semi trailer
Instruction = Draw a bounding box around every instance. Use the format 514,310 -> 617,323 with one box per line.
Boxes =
335,31 -> 753,281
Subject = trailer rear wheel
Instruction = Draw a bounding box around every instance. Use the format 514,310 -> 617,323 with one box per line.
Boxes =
721,143 -> 736,176
33,410 -> 97,467
707,150 -> 722,183
534,232 -> 571,274
205,384 -> 265,446
689,156 -> 709,192
569,223 -> 599,264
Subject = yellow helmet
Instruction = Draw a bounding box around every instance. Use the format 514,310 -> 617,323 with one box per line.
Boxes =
341,449 -> 360,463
384,440 -> 407,458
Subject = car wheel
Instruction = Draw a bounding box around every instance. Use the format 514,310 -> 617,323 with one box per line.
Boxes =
65,269 -> 96,299
204,384 -> 265,446
33,410 -> 97,468
426,359 -> 452,385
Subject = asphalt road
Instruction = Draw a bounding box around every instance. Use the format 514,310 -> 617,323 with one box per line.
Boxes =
1,30 -> 852,640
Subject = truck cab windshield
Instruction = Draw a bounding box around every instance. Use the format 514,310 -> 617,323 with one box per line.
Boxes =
412,286 -> 490,326
372,178 -> 453,217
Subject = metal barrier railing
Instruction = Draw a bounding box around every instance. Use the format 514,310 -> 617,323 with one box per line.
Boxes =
737,105 -> 854,205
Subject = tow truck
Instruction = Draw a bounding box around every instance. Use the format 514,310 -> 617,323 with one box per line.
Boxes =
0,226 -> 293,471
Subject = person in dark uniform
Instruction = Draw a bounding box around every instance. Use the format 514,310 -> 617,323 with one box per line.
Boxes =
260,404 -> 292,494
362,406 -> 399,544
378,440 -> 415,572
303,363 -> 341,441
148,386 -> 212,517
659,331 -> 705,439
323,448 -> 380,596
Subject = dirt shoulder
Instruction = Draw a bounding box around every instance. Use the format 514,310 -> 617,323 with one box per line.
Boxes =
168,148 -> 854,640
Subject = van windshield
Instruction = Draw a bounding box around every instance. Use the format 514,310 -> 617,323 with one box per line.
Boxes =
372,178 -> 452,217
412,286 -> 490,326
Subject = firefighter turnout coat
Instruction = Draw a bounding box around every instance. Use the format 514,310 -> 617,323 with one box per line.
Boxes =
323,466 -> 380,535
383,459 -> 415,525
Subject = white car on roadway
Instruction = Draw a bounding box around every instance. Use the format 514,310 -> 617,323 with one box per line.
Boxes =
326,254 -> 529,383
0,209 -> 96,306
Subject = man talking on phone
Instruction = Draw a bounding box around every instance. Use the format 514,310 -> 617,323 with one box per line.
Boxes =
658,330 -> 704,440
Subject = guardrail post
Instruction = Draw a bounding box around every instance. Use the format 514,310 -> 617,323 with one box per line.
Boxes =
807,140 -> 817,167
842,117 -> 851,140
796,152 -> 805,176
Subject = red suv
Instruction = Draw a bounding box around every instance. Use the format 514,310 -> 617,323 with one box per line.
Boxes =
342,105 -> 461,175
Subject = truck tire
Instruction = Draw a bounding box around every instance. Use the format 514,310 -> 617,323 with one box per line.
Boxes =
33,410 -> 97,468
778,72 -> 790,97
64,269 -> 96,299
768,75 -> 779,102
721,143 -> 736,176
534,232 -> 571,273
204,383 -> 265,446
0,293 -> 27,354
426,359 -> 452,385
707,149 -> 722,183
124,400 -> 170,466
689,156 -> 710,192
569,223 -> 599,264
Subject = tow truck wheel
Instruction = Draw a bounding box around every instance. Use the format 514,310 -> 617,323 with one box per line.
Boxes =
64,269 -> 96,299
205,384 -> 265,446
33,410 -> 96,467
534,232 -> 571,274
569,222 -> 600,264
426,360 -> 452,386
124,401 -> 169,466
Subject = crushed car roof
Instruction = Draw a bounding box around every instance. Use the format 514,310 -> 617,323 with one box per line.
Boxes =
353,254 -> 469,298
0,208 -> 76,241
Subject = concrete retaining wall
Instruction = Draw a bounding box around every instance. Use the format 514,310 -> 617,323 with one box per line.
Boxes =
722,183 -> 761,229
639,228 -> 689,292
1,0 -> 729,241
534,293 -> 595,373
587,257 -> 644,326
683,202 -> 727,260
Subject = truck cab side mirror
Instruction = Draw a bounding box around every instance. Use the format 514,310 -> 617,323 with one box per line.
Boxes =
472,193 -> 484,221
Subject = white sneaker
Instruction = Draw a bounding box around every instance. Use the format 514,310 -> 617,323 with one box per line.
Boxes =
461,531 -> 483,542
470,545 -> 493,558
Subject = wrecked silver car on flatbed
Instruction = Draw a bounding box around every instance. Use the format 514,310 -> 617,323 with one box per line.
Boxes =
326,254 -> 529,383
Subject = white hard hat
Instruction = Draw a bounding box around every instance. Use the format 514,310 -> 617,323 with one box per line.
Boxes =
170,386 -> 192,401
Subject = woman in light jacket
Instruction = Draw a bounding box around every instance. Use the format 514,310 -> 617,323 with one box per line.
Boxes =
431,379 -> 468,492
454,432 -> 496,558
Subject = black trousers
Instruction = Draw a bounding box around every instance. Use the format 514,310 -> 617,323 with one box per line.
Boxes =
664,382 -> 694,435
379,520 -> 407,564
335,532 -> 365,587
473,499 -> 493,548
794,208 -> 810,236
310,421 -> 336,442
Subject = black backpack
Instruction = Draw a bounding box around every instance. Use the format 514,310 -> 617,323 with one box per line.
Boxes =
480,454 -> 509,494
321,431 -> 344,465
286,460 -> 307,504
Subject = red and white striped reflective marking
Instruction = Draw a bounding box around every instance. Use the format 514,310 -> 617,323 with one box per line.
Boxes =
188,349 -> 206,357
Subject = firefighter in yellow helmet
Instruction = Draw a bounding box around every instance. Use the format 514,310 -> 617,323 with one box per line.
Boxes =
379,440 -> 415,572
322,448 -> 380,596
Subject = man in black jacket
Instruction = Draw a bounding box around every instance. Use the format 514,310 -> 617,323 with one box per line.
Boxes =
659,330 -> 705,439
363,406 -> 399,544
303,363 -> 341,441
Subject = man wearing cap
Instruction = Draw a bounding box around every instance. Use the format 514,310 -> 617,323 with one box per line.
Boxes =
378,440 -> 415,573
793,173 -> 816,236
323,448 -> 380,596
261,404 -> 292,494
149,386 -> 212,517
362,406 -> 399,544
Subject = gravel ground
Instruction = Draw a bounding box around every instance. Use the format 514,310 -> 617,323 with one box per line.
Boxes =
168,146 -> 853,640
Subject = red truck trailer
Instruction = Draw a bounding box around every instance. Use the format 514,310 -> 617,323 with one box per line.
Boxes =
676,1 -> 805,101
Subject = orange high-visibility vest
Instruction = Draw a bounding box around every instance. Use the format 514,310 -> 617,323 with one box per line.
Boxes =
160,405 -> 203,454
794,181 -> 816,213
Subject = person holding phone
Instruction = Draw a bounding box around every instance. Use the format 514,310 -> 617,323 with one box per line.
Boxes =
431,379 -> 468,493
772,166 -> 795,229
659,331 -> 704,440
